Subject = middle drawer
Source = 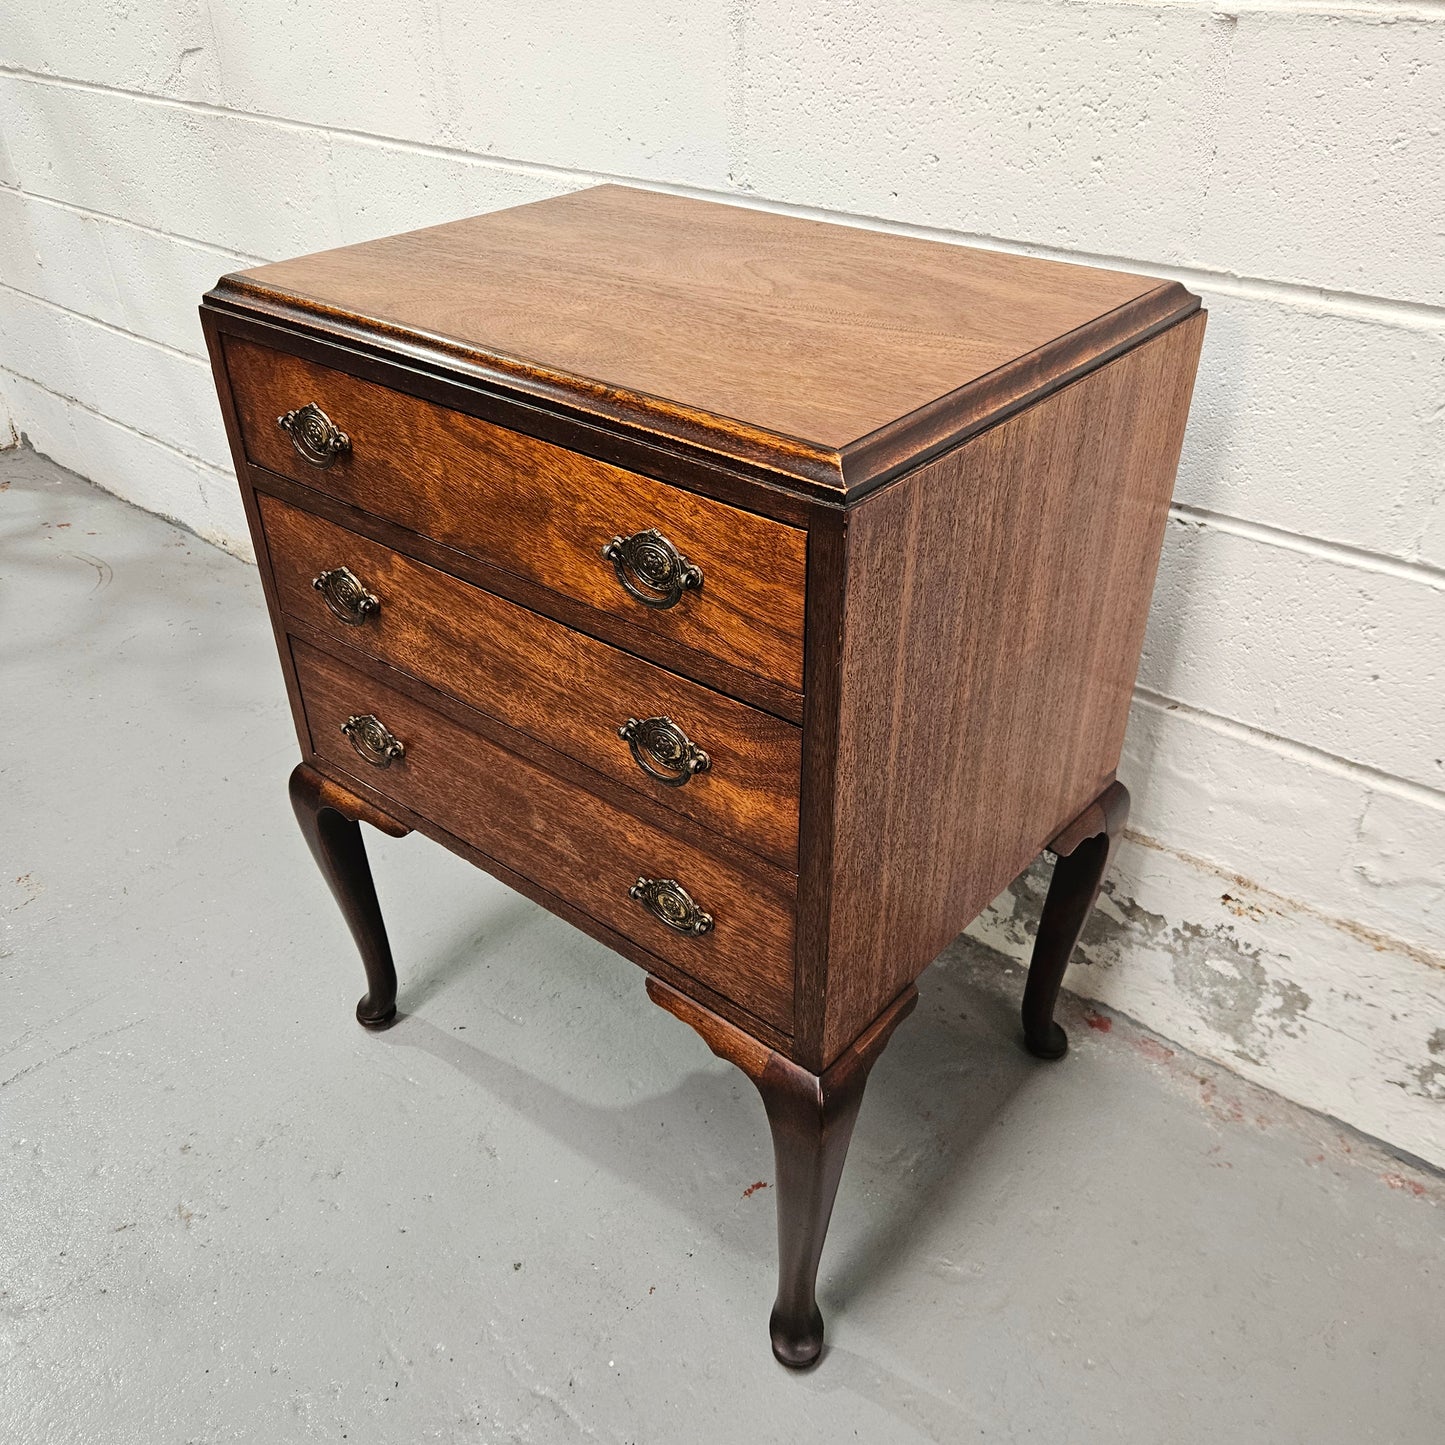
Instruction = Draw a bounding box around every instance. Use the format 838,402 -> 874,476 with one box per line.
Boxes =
259,492 -> 802,869
292,636 -> 796,1033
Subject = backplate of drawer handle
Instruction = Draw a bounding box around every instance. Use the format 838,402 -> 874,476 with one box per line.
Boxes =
629,877 -> 714,936
278,402 -> 351,467
601,528 -> 702,609
618,716 -> 710,787
313,566 -> 379,625
341,713 -> 405,768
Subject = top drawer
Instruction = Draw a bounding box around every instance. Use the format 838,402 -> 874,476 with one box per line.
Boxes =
222,336 -> 806,692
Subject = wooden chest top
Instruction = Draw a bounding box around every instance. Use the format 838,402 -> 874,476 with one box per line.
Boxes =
208,185 -> 1197,498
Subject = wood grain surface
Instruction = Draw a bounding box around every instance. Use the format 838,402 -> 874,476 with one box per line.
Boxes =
209,185 -> 1197,497
201,191 -> 1208,1359
291,636 -> 797,1031
646,974 -> 919,1365
288,763 -> 409,1030
225,333 -> 808,691
208,306 -> 818,525
291,754 -> 795,1055
814,312 -> 1206,1061
247,465 -> 806,724
260,493 -> 802,867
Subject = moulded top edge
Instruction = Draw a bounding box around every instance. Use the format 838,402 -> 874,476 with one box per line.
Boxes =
206,186 -> 1199,501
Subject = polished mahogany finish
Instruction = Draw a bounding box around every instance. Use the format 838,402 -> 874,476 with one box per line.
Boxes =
202,184 -> 1204,1367
647,976 -> 918,1366
213,184 -> 1195,497
814,314 -> 1205,1061
288,763 -> 410,1029
1023,782 -> 1132,1060
292,637 -> 797,1031
260,493 -> 802,867
224,334 -> 808,691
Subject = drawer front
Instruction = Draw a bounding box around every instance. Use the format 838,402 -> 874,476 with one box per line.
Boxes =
291,637 -> 796,1031
224,336 -> 806,691
260,493 -> 801,868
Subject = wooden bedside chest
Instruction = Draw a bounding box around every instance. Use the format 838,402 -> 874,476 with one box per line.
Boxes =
201,185 -> 1203,1367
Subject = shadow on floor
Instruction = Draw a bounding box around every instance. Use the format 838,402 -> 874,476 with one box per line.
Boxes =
374,912 -> 1044,1330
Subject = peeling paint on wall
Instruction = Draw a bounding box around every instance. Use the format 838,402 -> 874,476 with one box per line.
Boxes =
1089,894 -> 1314,1067
969,834 -> 1445,1169
1401,1030 -> 1445,1103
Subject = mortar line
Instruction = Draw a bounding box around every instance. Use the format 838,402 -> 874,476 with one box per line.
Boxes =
0,279 -> 208,366
92,205 -> 129,353
3,66 -> 1444,326
0,182 -> 267,266
1131,687 -> 1445,810
1120,825 -> 1445,973
1099,0 -> 1445,14
1183,13 -> 1239,264
0,364 -> 231,476
1168,504 -> 1445,590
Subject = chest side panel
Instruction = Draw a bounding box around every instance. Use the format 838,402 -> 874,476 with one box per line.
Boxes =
819,312 -> 1206,1062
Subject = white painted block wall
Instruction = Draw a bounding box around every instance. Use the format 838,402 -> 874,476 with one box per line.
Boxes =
3,4 -> 1441,1163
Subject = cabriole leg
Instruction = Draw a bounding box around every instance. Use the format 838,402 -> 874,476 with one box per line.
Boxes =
647,977 -> 916,1367
1021,780 -> 1130,1059
288,763 -> 411,1030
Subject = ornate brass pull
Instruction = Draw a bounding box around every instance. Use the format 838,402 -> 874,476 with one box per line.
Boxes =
313,566 -> 379,625
277,402 -> 351,467
601,529 -> 703,609
341,714 -> 405,768
619,716 -> 710,787
629,877 -> 714,936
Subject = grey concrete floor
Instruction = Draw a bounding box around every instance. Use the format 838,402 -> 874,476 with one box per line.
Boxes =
2,445 -> 1442,1445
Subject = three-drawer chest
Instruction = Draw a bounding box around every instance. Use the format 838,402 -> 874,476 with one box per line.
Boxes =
202,185 -> 1203,1366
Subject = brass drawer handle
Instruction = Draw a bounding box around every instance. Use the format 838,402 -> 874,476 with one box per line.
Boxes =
341,714 -> 405,768
277,402 -> 351,468
629,877 -> 714,936
313,566 -> 379,625
619,716 -> 710,787
601,529 -> 702,609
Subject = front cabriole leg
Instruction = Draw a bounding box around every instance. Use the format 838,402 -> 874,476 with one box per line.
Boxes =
1021,779 -> 1130,1059
288,763 -> 411,1030
647,977 -> 917,1367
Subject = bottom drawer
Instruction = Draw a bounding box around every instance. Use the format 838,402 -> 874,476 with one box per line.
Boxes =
290,637 -> 796,1031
